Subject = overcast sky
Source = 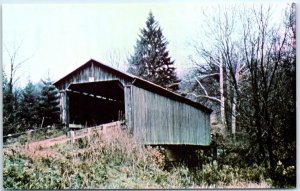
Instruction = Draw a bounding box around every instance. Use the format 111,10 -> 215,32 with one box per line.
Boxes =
3,2 -> 288,87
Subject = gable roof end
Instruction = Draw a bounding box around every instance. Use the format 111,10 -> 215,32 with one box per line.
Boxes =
53,59 -> 213,114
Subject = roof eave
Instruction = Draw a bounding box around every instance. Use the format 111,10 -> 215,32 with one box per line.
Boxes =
131,78 -> 213,114
53,58 -> 213,114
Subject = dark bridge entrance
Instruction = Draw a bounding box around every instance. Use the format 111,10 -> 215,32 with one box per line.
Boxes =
67,80 -> 125,126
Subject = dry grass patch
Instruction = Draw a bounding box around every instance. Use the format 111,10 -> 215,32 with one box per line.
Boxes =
3,126 -> 191,189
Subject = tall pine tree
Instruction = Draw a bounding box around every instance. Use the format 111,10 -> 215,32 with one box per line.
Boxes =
128,12 -> 180,91
38,78 -> 60,127
3,71 -> 22,134
16,80 -> 39,130
3,71 -> 15,135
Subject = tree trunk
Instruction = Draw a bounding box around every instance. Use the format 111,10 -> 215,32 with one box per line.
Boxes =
231,91 -> 236,135
219,54 -> 226,134
252,76 -> 266,165
231,53 -> 241,135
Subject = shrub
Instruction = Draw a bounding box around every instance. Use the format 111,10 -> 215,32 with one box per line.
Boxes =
192,161 -> 270,187
3,126 -> 192,189
3,125 -> 273,189
272,160 -> 296,188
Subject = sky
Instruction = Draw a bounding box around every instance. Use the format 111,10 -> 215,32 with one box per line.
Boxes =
2,1 -> 288,87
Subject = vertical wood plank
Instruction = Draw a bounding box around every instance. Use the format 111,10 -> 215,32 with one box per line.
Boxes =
66,91 -> 69,126
124,85 -> 133,130
55,61 -> 211,146
131,86 -> 210,145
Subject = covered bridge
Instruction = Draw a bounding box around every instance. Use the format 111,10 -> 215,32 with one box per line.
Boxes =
54,59 -> 212,146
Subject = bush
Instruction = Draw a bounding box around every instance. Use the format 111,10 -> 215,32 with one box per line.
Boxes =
272,160 -> 296,188
192,160 -> 270,187
3,125 -> 273,189
3,126 -> 192,189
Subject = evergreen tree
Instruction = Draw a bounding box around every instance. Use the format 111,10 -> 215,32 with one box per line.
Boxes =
38,78 -> 60,127
128,12 -> 180,91
16,80 -> 39,130
3,71 -> 22,134
3,71 -> 15,135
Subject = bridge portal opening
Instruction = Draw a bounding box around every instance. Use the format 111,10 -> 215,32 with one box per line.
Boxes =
67,80 -> 125,126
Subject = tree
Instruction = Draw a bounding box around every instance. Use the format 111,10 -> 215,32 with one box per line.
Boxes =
187,4 -> 295,187
128,12 -> 180,91
3,71 -> 24,135
238,4 -> 296,185
3,71 -> 14,135
104,49 -> 130,72
16,80 -> 39,130
4,41 -> 31,99
3,41 -> 31,134
38,78 -> 60,127
185,6 -> 245,135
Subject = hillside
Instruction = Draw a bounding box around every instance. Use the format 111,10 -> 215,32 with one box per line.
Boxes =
3,125 -> 272,189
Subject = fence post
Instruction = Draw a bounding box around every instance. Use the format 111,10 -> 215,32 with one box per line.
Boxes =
70,131 -> 75,144
103,124 -> 107,134
87,128 -> 91,142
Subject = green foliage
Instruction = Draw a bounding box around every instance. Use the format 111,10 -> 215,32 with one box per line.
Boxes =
38,78 -> 60,127
207,131 -> 295,188
3,128 -> 192,189
29,128 -> 67,142
272,161 -> 296,188
3,71 -> 20,135
186,4 -> 296,188
16,80 -> 39,130
192,162 -> 270,187
4,150 -> 62,189
128,11 -> 180,91
3,126 -> 272,189
3,75 -> 61,135
236,5 -> 296,185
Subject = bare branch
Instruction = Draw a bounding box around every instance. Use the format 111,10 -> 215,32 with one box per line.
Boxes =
194,77 -> 208,96
198,73 -> 219,79
187,92 -> 221,103
166,82 -> 180,88
4,40 -> 32,88
12,72 -> 25,86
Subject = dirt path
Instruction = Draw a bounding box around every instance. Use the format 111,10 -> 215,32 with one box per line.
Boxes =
25,121 -> 121,151
25,134 -> 70,151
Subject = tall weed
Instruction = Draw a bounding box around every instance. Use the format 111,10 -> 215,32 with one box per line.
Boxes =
3,126 -> 190,189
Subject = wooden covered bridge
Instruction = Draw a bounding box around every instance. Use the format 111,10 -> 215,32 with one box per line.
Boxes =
54,59 -> 212,146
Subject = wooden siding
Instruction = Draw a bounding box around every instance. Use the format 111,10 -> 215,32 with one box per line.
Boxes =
60,91 -> 69,125
54,59 -> 211,146
124,85 -> 133,129
131,85 -> 210,146
56,61 -> 130,90
56,61 -> 130,125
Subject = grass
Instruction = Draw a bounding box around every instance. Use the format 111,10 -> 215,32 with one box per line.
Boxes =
4,127 -> 67,146
3,125 -> 271,189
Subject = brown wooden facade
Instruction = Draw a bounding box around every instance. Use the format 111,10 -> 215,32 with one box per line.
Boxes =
54,59 -> 212,146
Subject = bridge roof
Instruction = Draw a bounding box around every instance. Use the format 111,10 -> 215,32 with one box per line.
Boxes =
54,59 -> 213,114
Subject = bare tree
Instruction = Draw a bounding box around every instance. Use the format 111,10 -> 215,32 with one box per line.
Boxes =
187,5 -> 247,135
3,41 -> 31,134
4,41 -> 31,92
186,4 -> 295,185
104,49 -> 130,72
240,3 -> 296,170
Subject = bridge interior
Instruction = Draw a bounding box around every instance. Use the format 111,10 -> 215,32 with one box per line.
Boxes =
67,80 -> 125,127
